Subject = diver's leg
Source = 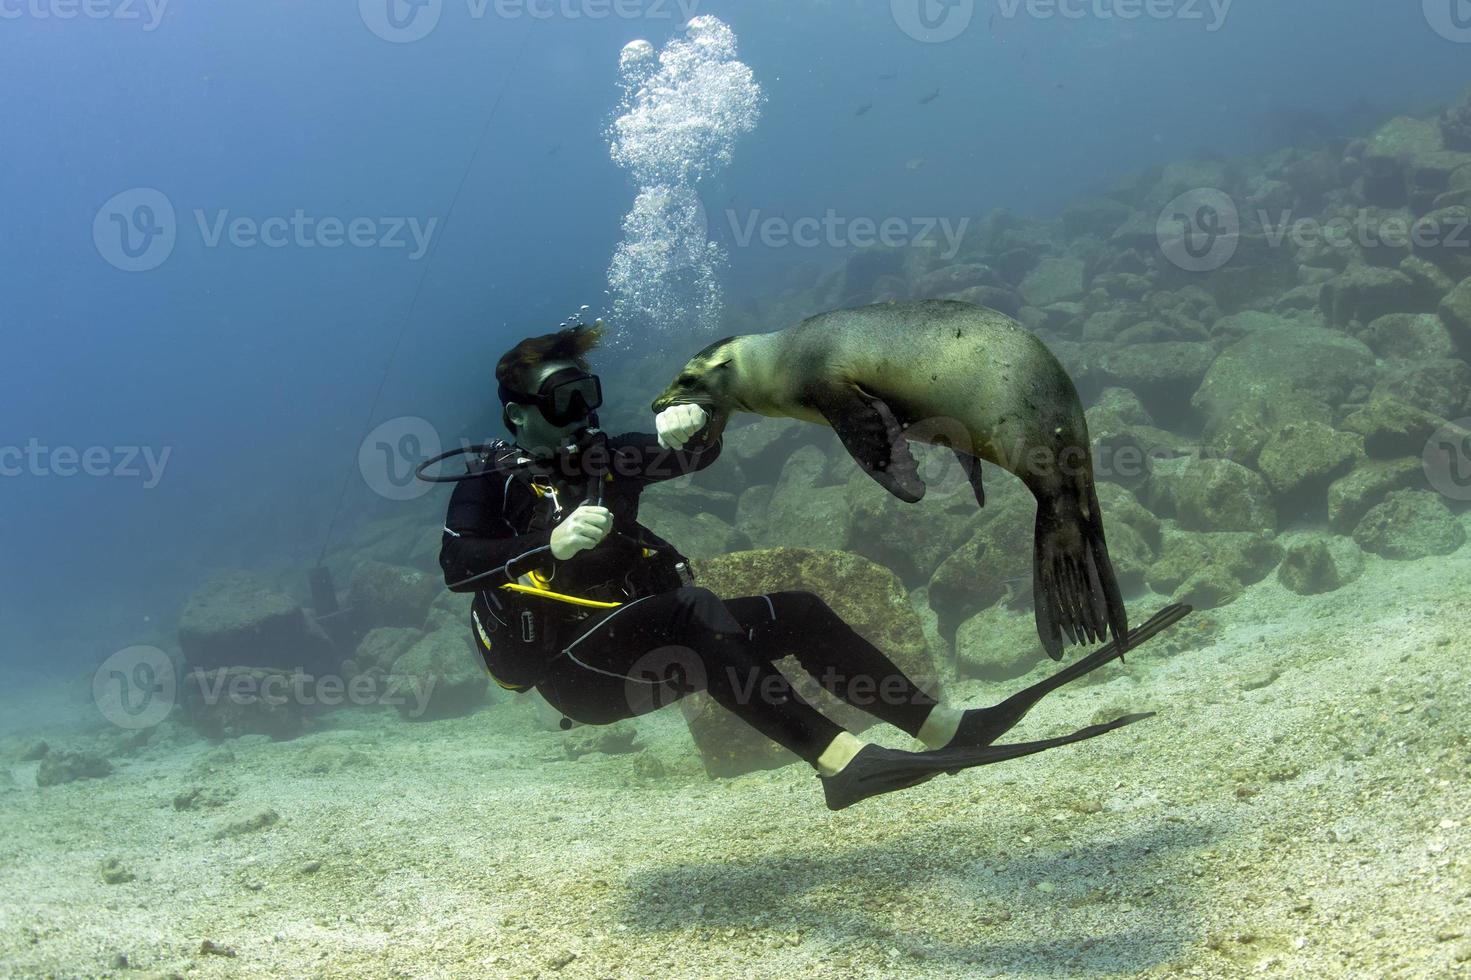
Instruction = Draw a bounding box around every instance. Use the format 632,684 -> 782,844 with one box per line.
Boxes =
542,588 -> 854,769
724,591 -> 943,737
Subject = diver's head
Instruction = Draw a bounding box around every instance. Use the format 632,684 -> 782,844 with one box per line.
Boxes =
497,323 -> 605,456
651,336 -> 740,429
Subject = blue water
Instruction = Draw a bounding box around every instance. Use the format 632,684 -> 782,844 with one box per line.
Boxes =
1,0 -> 1466,670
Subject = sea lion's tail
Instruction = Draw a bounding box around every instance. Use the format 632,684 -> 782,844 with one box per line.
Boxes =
1032,483 -> 1130,661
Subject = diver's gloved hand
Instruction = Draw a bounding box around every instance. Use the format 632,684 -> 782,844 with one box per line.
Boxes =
551,505 -> 613,560
655,403 -> 709,450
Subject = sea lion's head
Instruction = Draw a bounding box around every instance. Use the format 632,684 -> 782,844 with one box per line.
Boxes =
651,336 -> 743,444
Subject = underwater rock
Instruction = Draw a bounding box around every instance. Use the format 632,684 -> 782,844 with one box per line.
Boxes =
638,501 -> 749,560
720,417 -> 811,484
1256,421 -> 1362,502
1319,267 -> 1426,328
756,445 -> 850,551
389,629 -> 489,722
1167,458 -> 1277,533
172,784 -> 235,810
563,721 -> 639,759
678,692 -> 794,778
1442,99 -> 1471,152
99,857 -> 135,885
1094,342 -> 1215,417
1410,205 -> 1471,277
1362,313 -> 1457,360
1328,457 -> 1425,533
1095,482 -> 1164,554
1146,529 -> 1283,610
1277,534 -> 1364,596
35,749 -> 113,786
177,571 -> 338,673
212,808 -> 280,839
1359,116 -> 1444,208
1341,395 -> 1451,459
423,590 -> 471,635
181,667 -> 309,740
1019,256 -> 1086,307
842,461 -> 982,587
1081,308 -> 1137,342
927,494 -> 1036,639
1352,490 -> 1466,560
1062,197 -> 1133,240
347,561 -> 437,634
17,739 -> 48,761
639,477 -> 739,523
992,246 -> 1041,286
1371,357 -> 1471,420
915,262 -> 1003,296
954,604 -> 1045,681
354,627 -> 423,675
300,744 -> 372,774
1439,276 -> 1471,348
733,484 -> 774,543
1191,325 -> 1374,464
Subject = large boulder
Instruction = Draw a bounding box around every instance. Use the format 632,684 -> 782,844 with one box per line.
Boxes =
1166,458 -> 1277,533
1277,534 -> 1364,596
178,571 -> 337,673
927,494 -> 1037,638
1093,342 -> 1216,417
684,548 -> 937,776
181,666 -> 310,740
1191,325 -> 1375,464
1439,277 -> 1471,348
389,629 -> 490,721
755,446 -> 851,552
346,561 -> 438,633
1020,257 -> 1086,307
1352,490 -> 1466,560
1146,530 -> 1283,610
1327,458 -> 1425,533
1362,313 -> 1457,360
1319,267 -> 1428,328
1256,421 -> 1363,509
637,501 -> 749,560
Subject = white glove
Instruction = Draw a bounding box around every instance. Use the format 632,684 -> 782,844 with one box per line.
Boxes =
550,505 -> 612,560
655,404 -> 709,450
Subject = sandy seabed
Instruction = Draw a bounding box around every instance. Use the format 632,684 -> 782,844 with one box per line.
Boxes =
2,522 -> 1469,979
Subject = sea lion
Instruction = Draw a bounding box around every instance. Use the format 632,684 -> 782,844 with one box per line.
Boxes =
651,299 -> 1128,659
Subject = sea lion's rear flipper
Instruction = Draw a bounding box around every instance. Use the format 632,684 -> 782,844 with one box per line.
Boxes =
810,383 -> 926,503
1032,483 -> 1131,660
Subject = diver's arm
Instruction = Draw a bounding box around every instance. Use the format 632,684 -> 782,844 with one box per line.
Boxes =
438,477 -> 557,592
609,431 -> 723,485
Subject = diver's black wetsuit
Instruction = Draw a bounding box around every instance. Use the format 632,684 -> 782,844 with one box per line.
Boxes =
438,432 -> 939,764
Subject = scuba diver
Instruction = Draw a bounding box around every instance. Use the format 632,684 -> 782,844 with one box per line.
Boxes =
436,322 -> 1190,810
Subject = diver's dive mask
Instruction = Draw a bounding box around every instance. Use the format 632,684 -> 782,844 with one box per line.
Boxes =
499,368 -> 604,427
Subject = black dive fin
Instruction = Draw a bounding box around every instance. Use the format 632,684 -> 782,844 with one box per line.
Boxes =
810,382 -> 925,503
948,604 -> 1192,750
1033,483 -> 1130,660
821,713 -> 1154,811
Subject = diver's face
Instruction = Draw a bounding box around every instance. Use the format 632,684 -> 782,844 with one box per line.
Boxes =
506,360 -> 594,453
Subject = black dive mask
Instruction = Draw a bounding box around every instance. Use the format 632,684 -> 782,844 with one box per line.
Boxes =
499,368 -> 604,427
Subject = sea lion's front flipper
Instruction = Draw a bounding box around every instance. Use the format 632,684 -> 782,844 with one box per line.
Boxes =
810,382 -> 926,503
954,450 -> 984,507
